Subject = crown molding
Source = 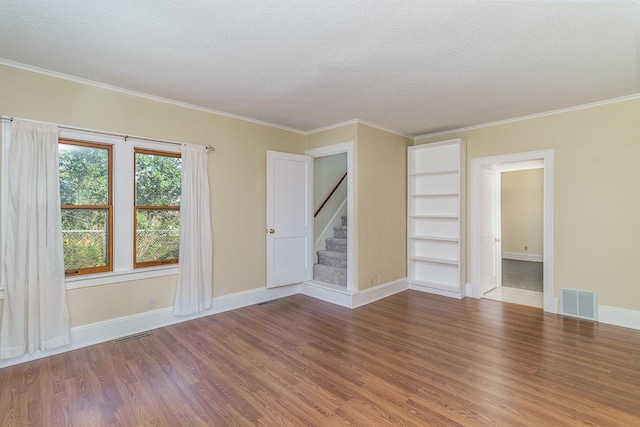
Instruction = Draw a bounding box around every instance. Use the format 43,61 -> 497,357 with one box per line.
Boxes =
305,118 -> 412,139
0,59 -> 306,135
414,92 -> 640,140
355,119 -> 413,139
304,119 -> 359,135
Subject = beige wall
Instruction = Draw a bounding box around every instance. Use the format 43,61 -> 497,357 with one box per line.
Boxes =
356,123 -> 411,290
304,122 -> 411,291
415,98 -> 640,310
501,169 -> 544,257
306,122 -> 357,150
0,64 -> 306,327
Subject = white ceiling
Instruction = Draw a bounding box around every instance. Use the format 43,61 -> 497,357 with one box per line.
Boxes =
0,1 -> 638,136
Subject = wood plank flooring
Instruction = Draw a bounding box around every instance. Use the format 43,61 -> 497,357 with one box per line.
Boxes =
1,290 -> 640,426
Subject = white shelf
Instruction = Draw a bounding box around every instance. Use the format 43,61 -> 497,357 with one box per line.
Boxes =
409,214 -> 458,219
409,235 -> 459,242
408,139 -> 466,297
409,169 -> 459,177
409,256 -> 459,265
408,279 -> 460,293
409,193 -> 458,197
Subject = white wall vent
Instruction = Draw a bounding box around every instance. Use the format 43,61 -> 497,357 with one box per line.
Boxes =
560,288 -> 597,321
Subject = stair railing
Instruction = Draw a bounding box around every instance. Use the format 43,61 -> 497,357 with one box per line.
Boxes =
314,172 -> 347,218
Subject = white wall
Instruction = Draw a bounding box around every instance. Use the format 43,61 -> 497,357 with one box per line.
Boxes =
314,153 -> 347,242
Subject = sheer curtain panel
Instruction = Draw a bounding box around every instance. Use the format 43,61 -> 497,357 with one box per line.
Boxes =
173,144 -> 213,315
1,120 -> 70,359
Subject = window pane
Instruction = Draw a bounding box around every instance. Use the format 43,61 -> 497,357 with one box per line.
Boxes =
136,209 -> 180,263
135,153 -> 182,206
59,144 -> 109,205
61,209 -> 109,271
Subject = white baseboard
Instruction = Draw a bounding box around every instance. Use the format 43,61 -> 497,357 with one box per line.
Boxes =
300,281 -> 356,308
352,279 -> 407,308
409,283 -> 463,299
502,252 -> 543,262
465,283 -> 478,298
301,278 -> 408,308
0,284 -> 300,369
598,305 -> 640,331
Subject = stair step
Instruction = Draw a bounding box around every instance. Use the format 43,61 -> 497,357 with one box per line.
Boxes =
325,237 -> 347,253
341,215 -> 347,226
317,250 -> 347,269
333,225 -> 347,239
313,264 -> 347,287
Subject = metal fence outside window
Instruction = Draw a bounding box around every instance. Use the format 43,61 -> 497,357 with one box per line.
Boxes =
62,230 -> 179,268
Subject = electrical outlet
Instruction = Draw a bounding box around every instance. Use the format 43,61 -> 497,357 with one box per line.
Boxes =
148,297 -> 156,309
368,277 -> 373,287
377,274 -> 382,285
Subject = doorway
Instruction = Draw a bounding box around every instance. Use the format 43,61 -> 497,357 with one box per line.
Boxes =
471,150 -> 556,313
306,142 -> 356,291
484,167 -> 544,308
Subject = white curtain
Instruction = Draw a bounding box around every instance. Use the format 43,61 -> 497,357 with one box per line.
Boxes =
173,144 -> 212,315
1,120 -> 70,359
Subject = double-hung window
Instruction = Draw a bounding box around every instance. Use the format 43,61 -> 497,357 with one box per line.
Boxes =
134,149 -> 182,267
59,140 -> 113,275
56,134 -> 182,284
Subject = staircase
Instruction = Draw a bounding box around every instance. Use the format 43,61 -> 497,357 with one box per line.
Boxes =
313,215 -> 347,287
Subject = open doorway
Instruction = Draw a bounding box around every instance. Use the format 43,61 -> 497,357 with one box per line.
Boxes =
312,152 -> 347,287
471,150 -> 556,313
484,168 -> 544,308
305,142 -> 356,291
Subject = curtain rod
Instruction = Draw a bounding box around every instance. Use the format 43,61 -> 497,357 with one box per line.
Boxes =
1,116 -> 215,152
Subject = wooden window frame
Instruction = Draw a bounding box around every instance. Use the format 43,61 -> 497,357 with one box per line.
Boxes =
134,148 -> 181,268
59,139 -> 114,276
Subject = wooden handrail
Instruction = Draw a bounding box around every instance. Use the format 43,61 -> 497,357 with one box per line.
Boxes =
314,172 -> 347,218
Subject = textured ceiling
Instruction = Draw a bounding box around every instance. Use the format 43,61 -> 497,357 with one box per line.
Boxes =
0,1 -> 638,136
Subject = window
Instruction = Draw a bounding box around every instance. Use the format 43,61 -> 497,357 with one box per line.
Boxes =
59,140 -> 113,275
134,149 -> 182,267
0,122 -> 183,292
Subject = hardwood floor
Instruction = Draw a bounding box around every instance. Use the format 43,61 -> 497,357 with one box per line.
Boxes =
1,290 -> 640,426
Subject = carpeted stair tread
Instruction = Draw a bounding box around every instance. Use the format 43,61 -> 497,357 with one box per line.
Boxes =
317,250 -> 347,269
313,263 -> 347,287
333,226 -> 347,239
313,214 -> 348,286
325,237 -> 347,253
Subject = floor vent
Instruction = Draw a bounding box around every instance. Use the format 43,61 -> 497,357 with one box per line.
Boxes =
560,288 -> 597,320
112,331 -> 151,343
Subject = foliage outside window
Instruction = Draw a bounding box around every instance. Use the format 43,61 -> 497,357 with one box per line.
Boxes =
59,140 -> 113,275
134,149 -> 182,267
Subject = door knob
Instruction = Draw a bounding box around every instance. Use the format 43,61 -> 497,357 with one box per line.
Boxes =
495,238 -> 501,243
267,229 -> 275,234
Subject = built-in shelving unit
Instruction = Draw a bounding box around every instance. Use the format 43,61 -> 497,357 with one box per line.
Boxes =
408,139 -> 466,297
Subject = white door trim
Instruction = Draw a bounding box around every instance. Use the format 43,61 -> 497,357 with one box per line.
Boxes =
471,149 -> 555,313
306,142 -> 357,291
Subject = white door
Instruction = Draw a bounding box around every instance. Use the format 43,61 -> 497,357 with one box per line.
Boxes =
479,166 -> 501,294
266,151 -> 313,288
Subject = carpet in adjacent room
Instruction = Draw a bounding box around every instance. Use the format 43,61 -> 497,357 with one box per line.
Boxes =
502,259 -> 543,292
